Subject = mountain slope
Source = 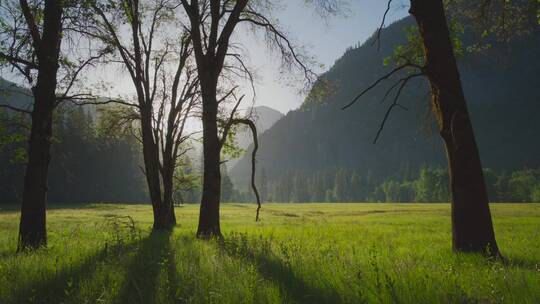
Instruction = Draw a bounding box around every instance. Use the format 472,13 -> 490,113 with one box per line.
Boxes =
231,17 -> 540,191
0,78 -> 33,111
234,106 -> 284,149
226,106 -> 283,168
0,81 -> 147,204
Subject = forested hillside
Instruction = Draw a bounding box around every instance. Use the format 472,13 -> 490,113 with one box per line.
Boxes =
0,81 -> 147,204
234,106 -> 284,148
231,17 -> 540,202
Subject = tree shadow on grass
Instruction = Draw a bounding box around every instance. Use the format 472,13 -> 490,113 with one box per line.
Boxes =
6,241 -> 139,304
5,229 -> 182,304
113,229 -> 178,304
220,235 -> 342,304
165,242 -> 181,301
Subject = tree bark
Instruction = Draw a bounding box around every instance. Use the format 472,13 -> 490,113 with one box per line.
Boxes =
18,94 -> 53,250
197,80 -> 222,239
18,0 -> 63,251
410,0 -> 499,255
157,154 -> 177,229
181,0 -> 249,239
140,106 -> 176,230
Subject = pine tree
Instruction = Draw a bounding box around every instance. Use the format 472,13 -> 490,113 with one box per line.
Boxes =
350,171 -> 362,201
333,169 -> 349,202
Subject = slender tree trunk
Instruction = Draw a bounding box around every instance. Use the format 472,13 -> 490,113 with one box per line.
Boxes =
155,193 -> 176,229
18,0 -> 63,251
197,83 -> 222,239
410,0 -> 499,255
181,0 -> 249,239
158,160 -> 177,229
140,106 -> 170,229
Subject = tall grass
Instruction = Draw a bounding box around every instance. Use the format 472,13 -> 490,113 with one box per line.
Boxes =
0,203 -> 538,303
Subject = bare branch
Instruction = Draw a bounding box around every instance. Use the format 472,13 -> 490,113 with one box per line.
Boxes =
63,96 -> 140,109
58,51 -> 109,101
215,0 -> 249,64
372,73 -> 423,144
92,3 -> 138,82
239,9 -> 316,82
0,104 -> 31,114
0,51 -> 37,68
217,85 -> 238,104
305,0 -> 346,17
19,0 -> 42,53
371,0 -> 393,51
219,94 -> 244,147
342,63 -> 422,110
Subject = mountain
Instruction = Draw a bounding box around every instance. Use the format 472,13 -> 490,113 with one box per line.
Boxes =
230,17 -> 540,192
0,78 -> 33,111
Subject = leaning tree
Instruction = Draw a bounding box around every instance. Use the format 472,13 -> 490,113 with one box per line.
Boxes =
342,0 -> 499,255
344,0 -> 537,255
0,0 -> 108,250
90,0 -> 200,229
408,0 -> 499,255
179,0 -> 315,238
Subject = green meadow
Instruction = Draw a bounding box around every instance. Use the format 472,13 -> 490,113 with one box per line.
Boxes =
0,203 -> 539,303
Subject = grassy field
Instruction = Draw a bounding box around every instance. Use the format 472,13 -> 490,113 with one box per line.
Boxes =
0,203 -> 539,303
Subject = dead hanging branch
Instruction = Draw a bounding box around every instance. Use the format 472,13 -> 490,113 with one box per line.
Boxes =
217,93 -> 261,221
230,118 -> 261,222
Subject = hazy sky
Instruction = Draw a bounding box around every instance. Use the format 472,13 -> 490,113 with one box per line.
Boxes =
85,0 -> 409,116
0,1 -> 410,115
0,0 -> 410,115
239,0 -> 409,114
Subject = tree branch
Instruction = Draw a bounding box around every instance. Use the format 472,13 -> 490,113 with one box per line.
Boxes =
63,96 -> 140,109
371,0 -> 393,51
19,0 -> 42,53
219,94 -> 244,147
342,63 -> 421,110
0,104 -> 31,114
0,51 -> 38,69
239,10 -> 316,82
372,72 -> 423,144
230,118 -> 261,221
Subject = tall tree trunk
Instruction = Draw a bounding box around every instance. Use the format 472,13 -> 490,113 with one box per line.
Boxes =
159,158 -> 177,229
18,0 -> 63,251
197,84 -> 222,239
140,107 -> 172,230
18,95 -> 53,250
181,0 -> 249,240
410,0 -> 499,255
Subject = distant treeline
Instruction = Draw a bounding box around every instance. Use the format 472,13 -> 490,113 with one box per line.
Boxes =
0,106 -> 148,204
3,105 -> 539,205
230,17 -> 540,195
226,167 -> 540,203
